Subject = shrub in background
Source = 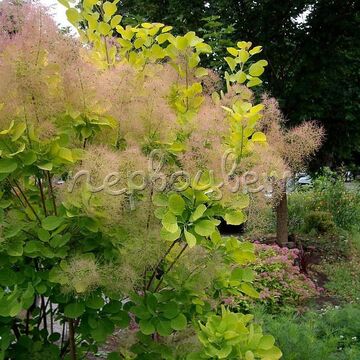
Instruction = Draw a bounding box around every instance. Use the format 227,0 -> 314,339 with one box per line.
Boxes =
219,243 -> 320,313
288,168 -> 360,235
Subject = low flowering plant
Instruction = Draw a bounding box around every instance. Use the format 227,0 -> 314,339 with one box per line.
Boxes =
224,243 -> 321,312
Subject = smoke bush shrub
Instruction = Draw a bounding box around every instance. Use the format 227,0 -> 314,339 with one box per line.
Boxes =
0,0 -> 326,358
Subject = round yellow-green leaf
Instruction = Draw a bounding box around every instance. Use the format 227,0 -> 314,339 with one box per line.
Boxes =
224,210 -> 246,225
162,212 -> 179,233
111,14 -> 122,28
239,49 -> 249,63
103,1 -> 117,18
168,194 -> 185,215
98,22 -> 112,35
0,159 -> 17,174
252,131 -> 267,143
249,62 -> 265,77
259,335 -> 276,350
184,230 -> 197,248
249,46 -> 263,55
190,204 -> 207,221
194,220 -> 215,237
66,8 -> 82,25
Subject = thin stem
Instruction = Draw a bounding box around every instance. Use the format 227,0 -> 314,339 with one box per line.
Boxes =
7,180 -> 25,208
61,321 -> 66,350
61,319 -> 79,359
38,177 -> 47,217
12,179 -> 41,223
46,171 -> 57,216
146,239 -> 179,290
12,322 -> 21,340
68,319 -> 77,360
155,243 -> 188,292
25,309 -> 31,335
41,295 -> 48,331
146,187 -> 154,230
97,3 -> 111,69
23,103 -> 33,148
50,302 -> 54,334
104,36 -> 111,69
31,95 -> 40,123
185,59 -> 189,112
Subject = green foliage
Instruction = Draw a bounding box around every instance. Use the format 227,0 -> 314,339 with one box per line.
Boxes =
320,246 -> 360,303
285,169 -> 360,262
257,305 -> 360,360
303,211 -> 336,235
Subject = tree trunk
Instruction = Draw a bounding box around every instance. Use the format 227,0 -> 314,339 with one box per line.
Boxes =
276,181 -> 288,246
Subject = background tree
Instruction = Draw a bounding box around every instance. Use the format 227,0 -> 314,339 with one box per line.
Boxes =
117,0 -> 360,169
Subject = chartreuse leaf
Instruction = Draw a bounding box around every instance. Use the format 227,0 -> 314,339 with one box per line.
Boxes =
233,194 -> 250,209
103,1 -> 117,18
42,216 -> 65,231
231,268 -> 255,283
258,335 -> 276,350
245,351 -> 255,360
66,8 -> 82,25
0,159 -> 17,174
256,346 -> 282,359
111,14 -> 122,28
240,283 -> 259,298
22,151 -> 37,165
249,46 -> 262,55
162,212 -> 179,233
224,57 -> 237,71
160,227 -> 181,241
37,162 -> 53,171
168,193 -> 185,215
194,220 -> 215,237
252,131 -> 266,143
190,204 -> 206,221
247,77 -> 262,87
98,22 -> 112,35
184,230 -> 197,248
195,67 -> 208,78
224,210 -> 247,225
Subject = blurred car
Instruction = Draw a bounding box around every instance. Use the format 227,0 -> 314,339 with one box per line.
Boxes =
297,173 -> 312,186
